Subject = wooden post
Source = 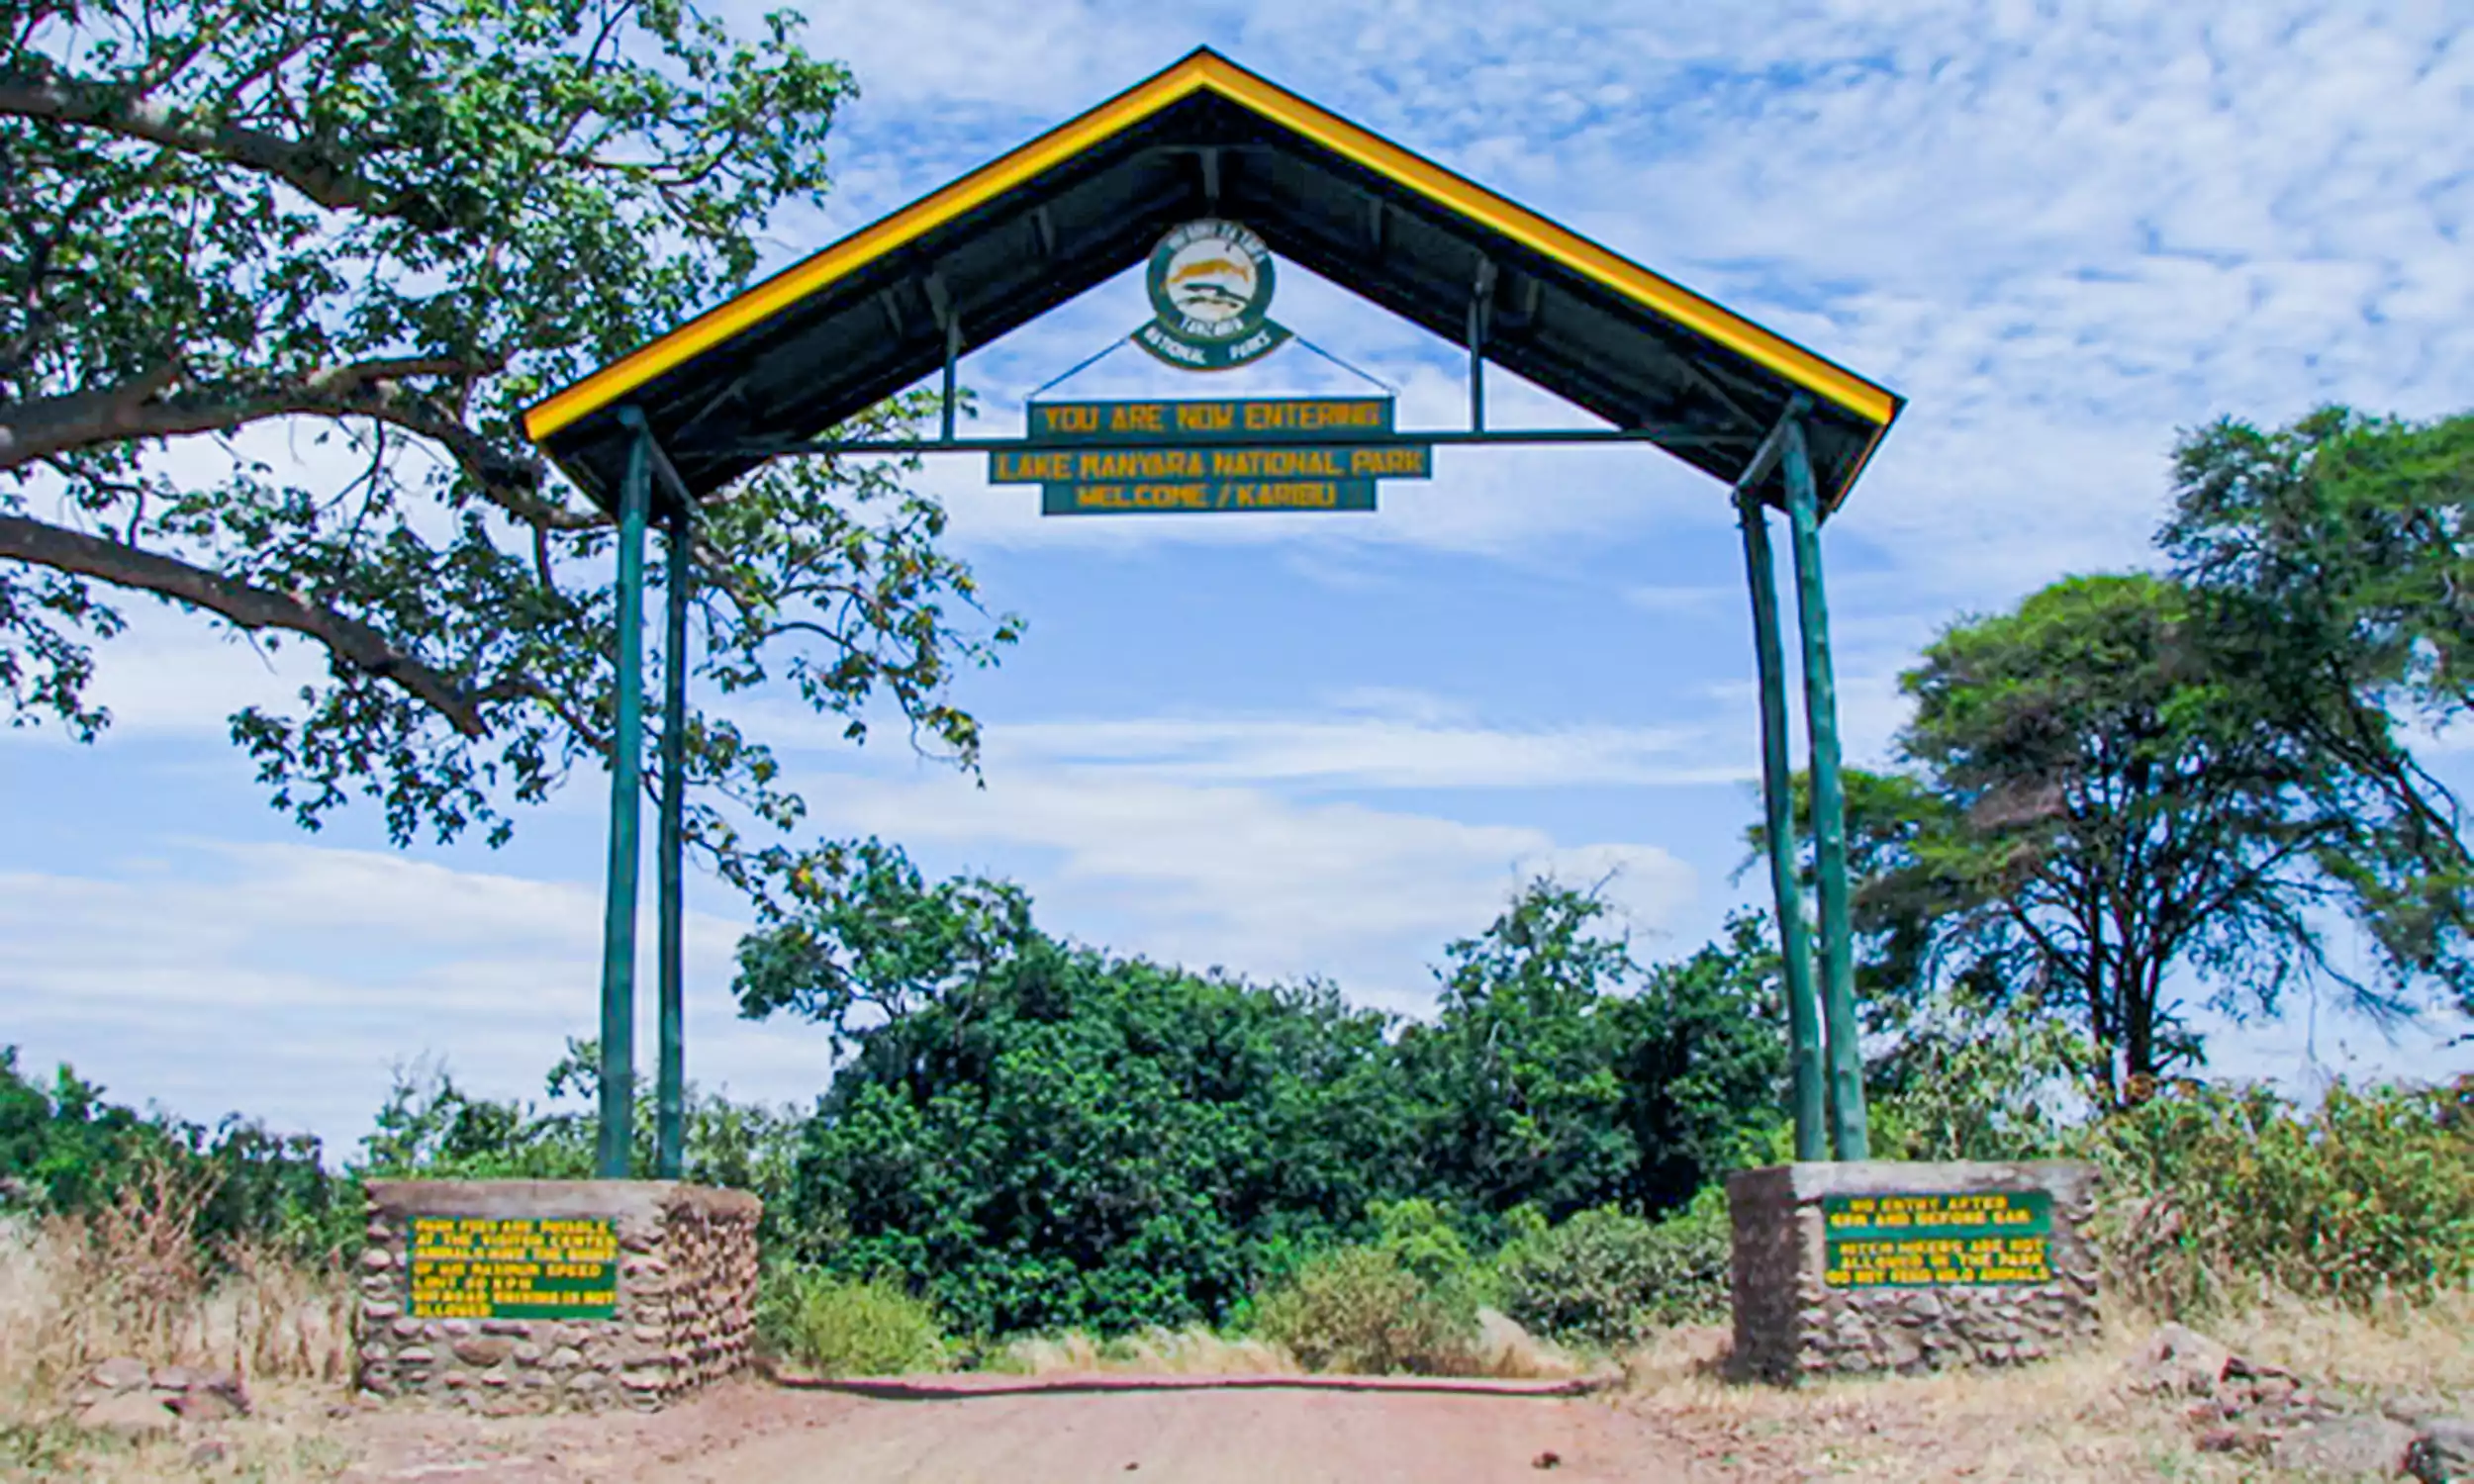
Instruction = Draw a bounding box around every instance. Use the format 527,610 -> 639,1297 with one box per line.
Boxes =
1738,494 -> 1828,1161
597,411 -> 652,1178
1781,416 -> 1870,1160
655,499 -> 692,1179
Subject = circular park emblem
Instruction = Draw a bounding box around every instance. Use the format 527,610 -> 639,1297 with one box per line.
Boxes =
1130,219 -> 1293,371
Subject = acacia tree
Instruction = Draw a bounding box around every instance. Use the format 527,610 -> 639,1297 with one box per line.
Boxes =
2161,408 -> 2474,1011
2,0 -> 1014,894
1841,575 -> 2403,1103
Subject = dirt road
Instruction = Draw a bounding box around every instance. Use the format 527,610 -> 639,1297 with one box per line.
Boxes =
674,1375 -> 1688,1484
333,1374 -> 1720,1484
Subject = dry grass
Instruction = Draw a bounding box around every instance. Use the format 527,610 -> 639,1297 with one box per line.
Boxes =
0,1154 -> 357,1479
986,1316 -> 1596,1381
1613,1291 -> 2474,1481
0,1160 -> 353,1404
992,1326 -> 1301,1376
2209,1286 -> 2474,1413
1,1382 -> 360,1482
1616,1317 -> 2237,1480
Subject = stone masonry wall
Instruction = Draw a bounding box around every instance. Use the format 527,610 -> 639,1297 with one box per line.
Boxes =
355,1180 -> 760,1413
1728,1160 -> 2099,1384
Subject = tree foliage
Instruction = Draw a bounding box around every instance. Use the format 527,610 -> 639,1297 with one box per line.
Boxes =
2161,408 -> 2474,1011
1400,883 -> 1640,1221
1757,574 -> 2448,1102
777,936 -> 1419,1336
738,857 -> 1786,1335
1894,574 -> 2360,1095
0,1046 -> 347,1257
2,0 -> 1013,888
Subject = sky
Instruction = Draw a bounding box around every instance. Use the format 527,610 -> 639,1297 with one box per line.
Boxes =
4,0 -> 2471,1158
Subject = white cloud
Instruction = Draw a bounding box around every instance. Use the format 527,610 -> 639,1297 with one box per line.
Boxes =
0,842 -> 824,1153
805,764 -> 1698,1013
782,0 -> 2473,607
983,711 -> 1741,789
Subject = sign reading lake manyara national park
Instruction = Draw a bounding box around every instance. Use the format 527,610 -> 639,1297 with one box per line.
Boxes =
995,391 -> 1432,516
996,219 -> 1434,514
1821,1191 -> 2054,1289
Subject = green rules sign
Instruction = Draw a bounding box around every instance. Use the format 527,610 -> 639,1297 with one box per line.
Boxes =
1821,1192 -> 2055,1289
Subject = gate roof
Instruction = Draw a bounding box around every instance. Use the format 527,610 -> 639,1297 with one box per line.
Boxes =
523,47 -> 1901,514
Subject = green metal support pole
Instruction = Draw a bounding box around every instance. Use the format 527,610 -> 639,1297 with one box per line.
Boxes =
1738,495 -> 1828,1162
1780,417 -> 1870,1160
654,500 -> 692,1179
596,411 -> 652,1179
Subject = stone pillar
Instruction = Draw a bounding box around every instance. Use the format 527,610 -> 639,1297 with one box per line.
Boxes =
1727,1160 -> 2098,1383
354,1180 -> 760,1413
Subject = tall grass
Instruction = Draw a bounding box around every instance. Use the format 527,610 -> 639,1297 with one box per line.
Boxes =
757,1268 -> 949,1376
0,1147 -> 352,1415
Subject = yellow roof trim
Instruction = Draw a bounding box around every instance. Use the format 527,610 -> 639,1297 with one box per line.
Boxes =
1184,55 -> 1895,429
524,48 -> 1896,444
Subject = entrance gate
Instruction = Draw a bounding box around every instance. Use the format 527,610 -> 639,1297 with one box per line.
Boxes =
522,47 -> 1905,1179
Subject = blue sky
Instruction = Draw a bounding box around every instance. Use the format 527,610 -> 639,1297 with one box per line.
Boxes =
4,0 -> 2471,1157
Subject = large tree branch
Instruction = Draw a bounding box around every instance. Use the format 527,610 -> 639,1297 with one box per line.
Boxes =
0,355 -> 595,530
0,510 -> 491,736
0,71 -> 454,230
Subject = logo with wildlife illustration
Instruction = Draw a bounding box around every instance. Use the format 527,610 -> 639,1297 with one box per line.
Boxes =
1130,219 -> 1292,371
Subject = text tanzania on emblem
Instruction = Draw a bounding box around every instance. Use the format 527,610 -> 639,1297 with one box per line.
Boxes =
1129,219 -> 1293,371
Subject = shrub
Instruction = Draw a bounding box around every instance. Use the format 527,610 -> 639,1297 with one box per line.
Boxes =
1496,1192 -> 1732,1349
1252,1246 -> 1475,1374
757,1267 -> 947,1376
2088,1076 -> 2474,1316
1365,1198 -> 1492,1314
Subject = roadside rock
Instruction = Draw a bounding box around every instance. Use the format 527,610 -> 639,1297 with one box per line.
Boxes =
1471,1309 -> 1584,1381
87,1355 -> 152,1394
2270,1415 -> 2417,1478
2130,1322 -> 2419,1474
2408,1418 -> 2474,1484
169,1387 -> 244,1422
76,1390 -> 179,1439
2129,1323 -> 2234,1396
77,1355 -> 252,1427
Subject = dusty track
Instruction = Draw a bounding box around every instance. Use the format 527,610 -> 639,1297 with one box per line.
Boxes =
668,1377 -> 1682,1484
334,1375 -> 1712,1484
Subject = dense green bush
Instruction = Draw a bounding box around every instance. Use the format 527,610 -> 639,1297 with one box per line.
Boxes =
1252,1245 -> 1475,1374
783,938 -> 1425,1336
1495,1191 -> 1732,1349
756,1267 -> 948,1376
748,857 -> 1786,1337
358,1047 -> 804,1249
2088,1076 -> 2474,1315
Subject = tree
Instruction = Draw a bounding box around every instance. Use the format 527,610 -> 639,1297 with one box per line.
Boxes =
1858,575 -> 2371,1102
737,856 -> 1419,1335
736,862 -> 1790,1332
1399,880 -> 1640,1222
2161,408 -> 2474,1011
1604,910 -> 1786,1213
731,837 -> 1038,1053
2,0 -> 1014,887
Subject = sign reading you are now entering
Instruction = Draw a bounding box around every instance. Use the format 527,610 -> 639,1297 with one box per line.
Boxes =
991,397 -> 1430,515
